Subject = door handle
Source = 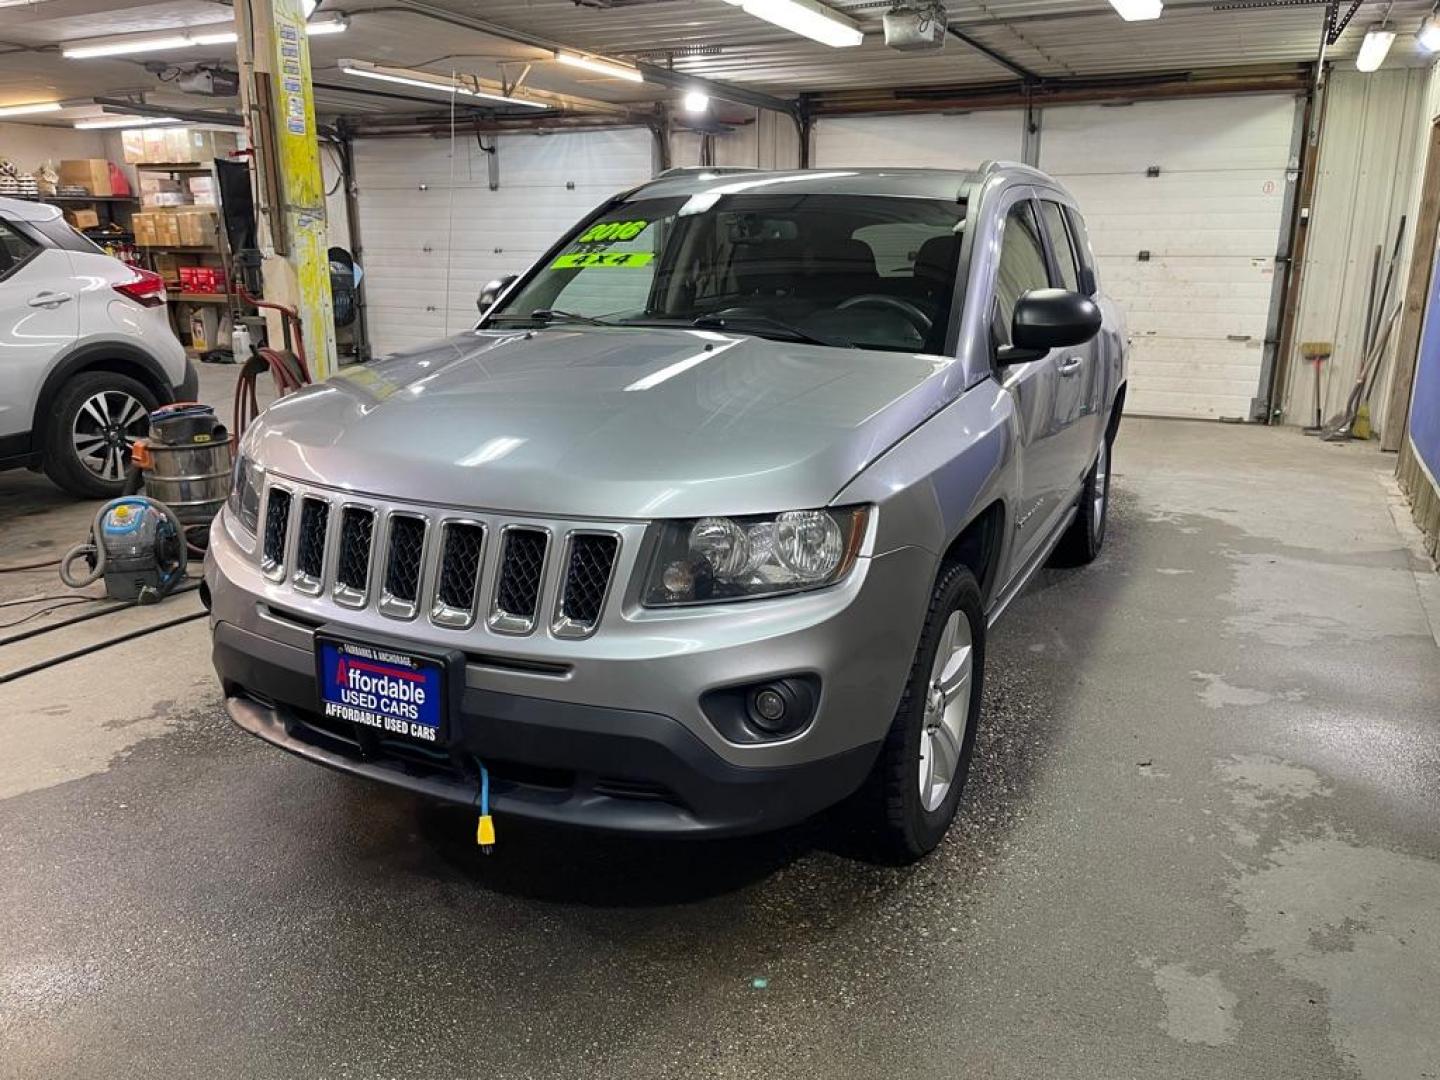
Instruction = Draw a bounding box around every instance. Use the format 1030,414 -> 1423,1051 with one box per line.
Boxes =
1057,355 -> 1084,377
27,291 -> 74,308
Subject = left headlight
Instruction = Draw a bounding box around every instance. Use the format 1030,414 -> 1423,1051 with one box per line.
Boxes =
642,506 -> 870,607
226,452 -> 263,535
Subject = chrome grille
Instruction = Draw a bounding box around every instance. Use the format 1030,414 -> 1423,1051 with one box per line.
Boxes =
262,488 -> 291,576
492,528 -> 549,632
380,514 -> 427,618
334,507 -> 375,603
257,480 -> 624,637
433,522 -> 485,627
557,533 -> 619,636
294,497 -> 328,590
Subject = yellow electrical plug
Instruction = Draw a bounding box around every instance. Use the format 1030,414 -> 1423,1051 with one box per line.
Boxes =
477,814 -> 496,852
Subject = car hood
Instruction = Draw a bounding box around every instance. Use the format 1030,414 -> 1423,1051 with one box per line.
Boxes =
250,326 -> 956,519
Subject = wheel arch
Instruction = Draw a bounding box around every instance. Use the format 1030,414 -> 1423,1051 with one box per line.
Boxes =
941,499 -> 1006,607
33,340 -> 175,441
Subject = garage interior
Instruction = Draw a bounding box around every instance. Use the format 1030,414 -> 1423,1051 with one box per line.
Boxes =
2,0 -> 1440,1076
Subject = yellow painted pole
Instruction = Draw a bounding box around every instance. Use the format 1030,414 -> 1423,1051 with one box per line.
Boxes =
234,0 -> 337,379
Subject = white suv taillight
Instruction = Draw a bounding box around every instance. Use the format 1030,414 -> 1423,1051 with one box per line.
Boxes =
113,267 -> 167,308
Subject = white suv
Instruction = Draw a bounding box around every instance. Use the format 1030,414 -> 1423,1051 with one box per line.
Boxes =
0,196 -> 194,498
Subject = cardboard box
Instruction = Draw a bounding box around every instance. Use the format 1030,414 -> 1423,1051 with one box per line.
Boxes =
142,128 -> 168,163
187,175 -> 217,205
177,209 -> 215,247
57,159 -> 113,197
121,130 -> 146,164
153,213 -> 181,247
153,253 -> 181,287
131,212 -> 156,247
64,208 -> 100,230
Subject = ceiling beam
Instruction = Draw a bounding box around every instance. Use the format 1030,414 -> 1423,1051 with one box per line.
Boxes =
91,96 -> 244,127
945,26 -> 1041,83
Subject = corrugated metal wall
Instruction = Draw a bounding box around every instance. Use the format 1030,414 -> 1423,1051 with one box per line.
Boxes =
1283,68 -> 1433,431
668,108 -> 800,171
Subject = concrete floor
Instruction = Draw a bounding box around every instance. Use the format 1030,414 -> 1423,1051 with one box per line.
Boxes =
1,413 -> 1437,1080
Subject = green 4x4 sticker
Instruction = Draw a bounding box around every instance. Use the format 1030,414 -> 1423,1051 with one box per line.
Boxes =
551,251 -> 654,269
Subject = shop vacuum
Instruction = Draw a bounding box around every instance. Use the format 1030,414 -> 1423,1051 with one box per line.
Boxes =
59,404 -> 232,603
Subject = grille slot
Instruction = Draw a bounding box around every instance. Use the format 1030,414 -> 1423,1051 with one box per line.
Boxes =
433,522 -> 485,626
334,506 -> 375,601
294,497 -> 329,588
261,488 -> 292,574
558,533 -> 618,633
492,527 -> 548,630
381,514 -> 427,616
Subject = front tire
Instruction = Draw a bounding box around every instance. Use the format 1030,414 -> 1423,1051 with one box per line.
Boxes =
43,371 -> 157,499
874,562 -> 986,863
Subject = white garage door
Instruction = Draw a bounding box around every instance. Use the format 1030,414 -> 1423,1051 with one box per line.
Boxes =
1040,96 -> 1298,420
355,128 -> 654,355
814,111 -> 1024,169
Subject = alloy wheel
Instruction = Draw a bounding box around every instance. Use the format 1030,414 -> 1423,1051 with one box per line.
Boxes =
918,610 -> 974,812
71,390 -> 148,482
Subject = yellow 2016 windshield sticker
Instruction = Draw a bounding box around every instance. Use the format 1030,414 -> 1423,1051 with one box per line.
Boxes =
551,251 -> 655,269
577,219 -> 648,243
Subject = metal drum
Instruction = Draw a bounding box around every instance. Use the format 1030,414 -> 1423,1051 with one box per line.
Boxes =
143,404 -> 233,531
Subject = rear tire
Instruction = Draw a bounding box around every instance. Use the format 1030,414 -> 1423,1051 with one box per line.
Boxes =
42,371 -> 157,499
874,562 -> 985,863
1054,433 -> 1112,566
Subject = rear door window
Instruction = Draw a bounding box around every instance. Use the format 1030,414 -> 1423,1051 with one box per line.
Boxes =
0,219 -> 40,281
1039,201 -> 1080,293
1063,206 -> 1098,295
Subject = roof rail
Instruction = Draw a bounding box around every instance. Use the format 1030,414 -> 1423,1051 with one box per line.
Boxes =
655,166 -> 761,177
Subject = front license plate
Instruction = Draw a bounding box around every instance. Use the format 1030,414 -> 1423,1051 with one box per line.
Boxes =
316,636 -> 445,745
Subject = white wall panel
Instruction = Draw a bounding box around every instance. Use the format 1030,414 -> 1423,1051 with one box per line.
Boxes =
355,127 -> 654,354
1284,68 -> 1431,433
1041,95 -> 1299,420
813,111 -> 1024,169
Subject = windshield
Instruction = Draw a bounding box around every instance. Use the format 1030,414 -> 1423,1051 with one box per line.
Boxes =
487,192 -> 967,354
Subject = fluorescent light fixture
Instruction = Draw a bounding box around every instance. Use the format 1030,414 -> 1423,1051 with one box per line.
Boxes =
65,19 -> 341,58
306,14 -> 348,36
74,115 -> 181,130
1108,0 -> 1163,20
722,0 -> 863,48
682,90 -> 709,114
1356,25 -> 1397,71
0,101 -> 63,117
337,58 -> 548,108
1419,15 -> 1440,53
555,50 -> 642,83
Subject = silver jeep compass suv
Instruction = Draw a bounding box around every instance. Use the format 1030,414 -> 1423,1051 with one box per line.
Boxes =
207,162 -> 1126,860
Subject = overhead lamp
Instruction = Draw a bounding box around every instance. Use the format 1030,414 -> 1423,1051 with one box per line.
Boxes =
337,58 -> 548,108
0,101 -> 63,117
1108,0 -> 1163,20
722,0 -> 863,48
555,50 -> 643,83
74,115 -> 182,130
306,14 -> 348,36
682,89 -> 709,114
1356,25 -> 1397,71
64,19 -> 342,58
1419,15 -> 1440,53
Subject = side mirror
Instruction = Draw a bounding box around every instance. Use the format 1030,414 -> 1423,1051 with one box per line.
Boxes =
997,288 -> 1102,365
477,273 -> 517,313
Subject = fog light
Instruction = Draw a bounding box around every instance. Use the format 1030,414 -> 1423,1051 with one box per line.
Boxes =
753,688 -> 786,724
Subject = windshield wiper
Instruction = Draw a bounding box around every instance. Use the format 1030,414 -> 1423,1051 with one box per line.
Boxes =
691,313 -> 848,348
487,309 -> 616,327
530,308 -> 616,326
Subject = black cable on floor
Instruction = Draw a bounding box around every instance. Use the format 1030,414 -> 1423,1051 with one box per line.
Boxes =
0,599 -> 100,630
0,581 -> 199,647
0,558 -> 61,573
0,610 -> 208,685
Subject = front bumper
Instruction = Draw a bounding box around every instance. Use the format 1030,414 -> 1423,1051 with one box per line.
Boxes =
215,621 -> 880,836
206,494 -> 937,836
